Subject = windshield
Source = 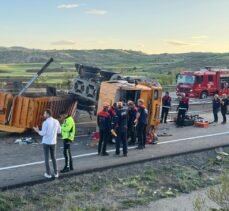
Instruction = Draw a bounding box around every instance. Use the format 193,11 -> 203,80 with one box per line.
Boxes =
177,74 -> 195,85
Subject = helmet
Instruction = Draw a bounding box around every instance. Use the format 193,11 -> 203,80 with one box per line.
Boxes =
103,102 -> 109,108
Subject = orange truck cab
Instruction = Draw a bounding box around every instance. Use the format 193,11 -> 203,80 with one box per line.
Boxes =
97,80 -> 162,143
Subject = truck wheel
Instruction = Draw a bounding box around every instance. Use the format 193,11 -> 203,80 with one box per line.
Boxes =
200,91 -> 208,99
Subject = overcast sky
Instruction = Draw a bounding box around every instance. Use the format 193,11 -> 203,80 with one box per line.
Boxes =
0,0 -> 229,54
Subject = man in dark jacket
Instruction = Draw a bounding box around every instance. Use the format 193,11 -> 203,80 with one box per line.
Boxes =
212,94 -> 221,123
176,93 -> 189,127
135,99 -> 148,149
127,101 -> 137,145
161,92 -> 172,123
114,102 -> 128,157
97,102 -> 112,156
108,103 -> 117,144
221,94 -> 228,124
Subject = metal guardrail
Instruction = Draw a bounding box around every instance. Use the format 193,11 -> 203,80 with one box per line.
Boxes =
162,85 -> 176,89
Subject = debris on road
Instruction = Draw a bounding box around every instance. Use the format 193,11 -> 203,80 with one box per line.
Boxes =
14,137 -> 37,145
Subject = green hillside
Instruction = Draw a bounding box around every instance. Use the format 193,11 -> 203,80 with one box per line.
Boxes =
1,47 -> 229,86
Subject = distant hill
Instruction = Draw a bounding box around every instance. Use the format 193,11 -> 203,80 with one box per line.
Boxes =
1,47 -> 229,73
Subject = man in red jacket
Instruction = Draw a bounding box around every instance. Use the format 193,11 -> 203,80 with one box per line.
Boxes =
176,93 -> 189,127
97,102 -> 112,156
161,92 -> 172,124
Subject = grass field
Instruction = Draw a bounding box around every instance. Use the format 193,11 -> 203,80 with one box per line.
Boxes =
0,62 -> 76,85
0,61 -> 178,88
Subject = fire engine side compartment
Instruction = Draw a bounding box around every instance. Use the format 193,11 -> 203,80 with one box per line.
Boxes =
0,92 -> 77,133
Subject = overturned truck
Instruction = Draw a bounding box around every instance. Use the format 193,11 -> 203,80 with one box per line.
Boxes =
70,64 -> 159,114
0,93 -> 76,133
70,64 -> 163,142
0,59 -> 77,133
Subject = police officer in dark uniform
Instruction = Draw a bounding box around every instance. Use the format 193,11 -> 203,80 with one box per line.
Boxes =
135,99 -> 148,149
176,93 -> 189,127
161,92 -> 172,123
221,94 -> 228,124
97,102 -> 112,156
212,94 -> 221,123
114,102 -> 128,157
108,103 -> 117,144
127,101 -> 137,145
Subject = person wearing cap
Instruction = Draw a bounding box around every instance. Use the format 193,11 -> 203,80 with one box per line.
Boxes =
97,102 -> 112,156
114,101 -> 128,157
212,94 -> 221,123
59,110 -> 76,173
176,93 -> 189,127
134,99 -> 148,149
161,92 -> 172,124
127,101 -> 137,145
220,94 -> 228,124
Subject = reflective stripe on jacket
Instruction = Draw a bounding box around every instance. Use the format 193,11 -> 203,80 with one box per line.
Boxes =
61,116 -> 76,141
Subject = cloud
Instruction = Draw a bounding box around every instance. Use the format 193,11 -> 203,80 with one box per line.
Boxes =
51,40 -> 75,45
58,4 -> 78,9
86,9 -> 107,15
137,43 -> 145,48
164,40 -> 192,46
191,35 -> 208,40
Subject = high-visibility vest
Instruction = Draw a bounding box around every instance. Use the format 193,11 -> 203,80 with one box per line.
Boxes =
61,116 -> 75,141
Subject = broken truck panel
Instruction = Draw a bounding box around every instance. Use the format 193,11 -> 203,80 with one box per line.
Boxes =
70,64 -> 120,113
0,92 -> 77,133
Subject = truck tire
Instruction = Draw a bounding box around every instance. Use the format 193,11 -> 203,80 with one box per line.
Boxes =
200,91 -> 208,99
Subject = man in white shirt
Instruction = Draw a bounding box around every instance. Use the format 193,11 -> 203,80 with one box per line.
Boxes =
34,109 -> 61,179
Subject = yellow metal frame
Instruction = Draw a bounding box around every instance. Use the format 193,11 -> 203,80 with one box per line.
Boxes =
0,92 -> 77,133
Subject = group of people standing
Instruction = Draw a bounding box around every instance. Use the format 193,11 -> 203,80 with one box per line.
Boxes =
212,94 -> 228,124
33,91 -> 228,179
161,91 -> 229,126
161,92 -> 189,127
33,109 -> 76,178
97,99 -> 148,157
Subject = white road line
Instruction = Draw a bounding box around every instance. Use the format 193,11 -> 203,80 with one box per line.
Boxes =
158,131 -> 229,145
0,146 -> 137,171
0,132 -> 228,171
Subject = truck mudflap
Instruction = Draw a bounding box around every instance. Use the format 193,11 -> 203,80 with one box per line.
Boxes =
0,92 -> 77,133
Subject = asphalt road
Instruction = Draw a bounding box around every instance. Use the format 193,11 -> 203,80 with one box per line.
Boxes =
0,112 -> 229,189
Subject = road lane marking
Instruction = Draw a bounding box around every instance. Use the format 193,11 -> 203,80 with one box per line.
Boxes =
0,131 -> 229,171
158,131 -> 229,145
0,146 -> 136,171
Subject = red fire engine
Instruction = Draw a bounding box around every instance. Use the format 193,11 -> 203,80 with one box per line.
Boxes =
176,67 -> 229,99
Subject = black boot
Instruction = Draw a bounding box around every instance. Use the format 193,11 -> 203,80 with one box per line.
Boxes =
60,167 -> 70,173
